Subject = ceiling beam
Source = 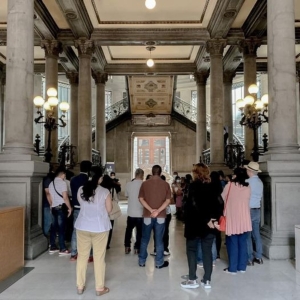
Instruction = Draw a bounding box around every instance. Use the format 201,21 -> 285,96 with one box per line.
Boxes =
34,63 -> 65,74
59,46 -> 79,72
236,62 -> 267,73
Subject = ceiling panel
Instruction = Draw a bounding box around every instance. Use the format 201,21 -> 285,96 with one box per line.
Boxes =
43,0 -> 70,29
231,0 -> 257,28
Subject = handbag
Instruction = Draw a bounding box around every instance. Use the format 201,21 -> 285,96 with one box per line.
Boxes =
109,188 -> 122,220
218,183 -> 232,232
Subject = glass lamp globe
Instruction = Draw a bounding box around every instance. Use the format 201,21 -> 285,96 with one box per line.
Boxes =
43,101 -> 51,111
47,87 -> 58,97
236,99 -> 245,110
261,94 -> 269,105
248,84 -> 259,94
255,99 -> 264,111
59,101 -> 70,112
48,96 -> 59,107
145,0 -> 156,9
33,96 -> 45,108
147,58 -> 154,67
244,95 -> 255,105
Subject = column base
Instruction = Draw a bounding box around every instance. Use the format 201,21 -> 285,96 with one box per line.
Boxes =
259,156 -> 300,259
0,154 -> 48,259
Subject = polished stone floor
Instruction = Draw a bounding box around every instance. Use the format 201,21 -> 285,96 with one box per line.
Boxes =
1,203 -> 300,300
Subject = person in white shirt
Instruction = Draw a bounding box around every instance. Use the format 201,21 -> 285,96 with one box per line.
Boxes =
75,172 -> 112,296
124,168 -> 144,254
48,167 -> 72,255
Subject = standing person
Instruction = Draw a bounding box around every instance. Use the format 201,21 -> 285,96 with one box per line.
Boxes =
70,160 -> 92,261
48,167 -> 72,255
221,167 -> 252,274
244,161 -> 264,265
124,168 -> 144,254
110,172 -> 121,196
172,176 -> 183,220
181,163 -> 221,290
75,173 -> 112,296
138,165 -> 171,269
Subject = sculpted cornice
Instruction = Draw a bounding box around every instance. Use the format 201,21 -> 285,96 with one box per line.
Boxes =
223,46 -> 242,72
194,46 -> 210,72
41,40 -> 63,58
92,72 -> 108,85
92,46 -> 107,72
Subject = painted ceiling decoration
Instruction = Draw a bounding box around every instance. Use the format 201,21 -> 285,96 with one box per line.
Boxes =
128,76 -> 174,115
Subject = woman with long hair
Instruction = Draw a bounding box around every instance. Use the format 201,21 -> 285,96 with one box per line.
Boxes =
75,172 -> 112,296
181,163 -> 221,290
221,167 -> 252,274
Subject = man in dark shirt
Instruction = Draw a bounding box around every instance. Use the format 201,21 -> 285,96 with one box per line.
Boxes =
138,165 -> 171,269
70,160 -> 92,260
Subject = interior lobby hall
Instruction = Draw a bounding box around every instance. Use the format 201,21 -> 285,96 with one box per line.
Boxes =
1,0 -> 300,298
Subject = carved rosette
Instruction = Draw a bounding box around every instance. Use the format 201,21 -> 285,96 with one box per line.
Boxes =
66,72 -> 79,85
206,39 -> 227,56
92,72 -> 108,85
75,38 -> 95,57
238,37 -> 261,56
194,71 -> 210,86
223,71 -> 236,84
41,40 -> 63,58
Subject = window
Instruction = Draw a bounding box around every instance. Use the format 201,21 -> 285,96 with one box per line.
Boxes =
191,90 -> 197,107
105,91 -> 112,107
232,82 -> 244,140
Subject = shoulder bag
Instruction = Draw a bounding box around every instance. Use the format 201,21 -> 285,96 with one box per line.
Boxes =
109,188 -> 122,220
218,182 -> 232,232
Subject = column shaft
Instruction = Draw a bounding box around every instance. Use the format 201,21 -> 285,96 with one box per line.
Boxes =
268,0 -> 298,152
75,39 -> 94,162
206,40 -> 226,166
4,0 -> 34,154
194,71 -> 209,161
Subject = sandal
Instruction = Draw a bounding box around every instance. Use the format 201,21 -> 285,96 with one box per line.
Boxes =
96,286 -> 110,296
77,286 -> 85,295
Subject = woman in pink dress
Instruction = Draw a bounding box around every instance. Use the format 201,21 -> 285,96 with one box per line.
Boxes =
221,167 -> 252,274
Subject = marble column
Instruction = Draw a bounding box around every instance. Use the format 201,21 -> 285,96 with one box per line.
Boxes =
259,0 -> 300,259
239,38 -> 261,160
93,72 -> 108,165
194,71 -> 209,162
66,72 -> 79,163
206,39 -> 226,167
0,68 -> 5,151
75,39 -> 94,162
0,0 -> 48,259
223,71 -> 235,144
41,40 -> 62,163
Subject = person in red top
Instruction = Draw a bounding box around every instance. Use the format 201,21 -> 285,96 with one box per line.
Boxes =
138,165 -> 171,269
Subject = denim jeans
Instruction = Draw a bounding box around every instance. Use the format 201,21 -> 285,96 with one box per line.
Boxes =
197,237 -> 217,263
247,208 -> 263,260
153,213 -> 172,252
186,234 -> 215,282
138,218 -> 165,267
226,232 -> 248,272
43,206 -> 52,237
50,207 -> 67,250
71,208 -> 80,256
124,216 -> 143,250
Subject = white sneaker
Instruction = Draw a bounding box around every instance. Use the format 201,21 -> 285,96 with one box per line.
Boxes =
223,268 -> 237,275
150,252 -> 156,256
201,279 -> 211,289
181,280 -> 199,289
164,251 -> 170,256
197,263 -> 203,268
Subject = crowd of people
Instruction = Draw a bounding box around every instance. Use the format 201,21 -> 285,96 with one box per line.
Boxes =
42,160 -> 264,294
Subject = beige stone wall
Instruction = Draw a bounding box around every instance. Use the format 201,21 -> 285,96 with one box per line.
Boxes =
106,118 -> 196,182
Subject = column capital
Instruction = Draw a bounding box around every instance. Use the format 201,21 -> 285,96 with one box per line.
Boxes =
194,71 -> 210,85
223,71 -> 236,84
206,39 -> 227,56
66,72 -> 79,85
41,40 -> 63,58
92,72 -> 108,84
238,37 -> 261,56
75,38 -> 95,56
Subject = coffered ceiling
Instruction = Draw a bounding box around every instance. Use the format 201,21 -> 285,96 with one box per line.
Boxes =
0,0 -> 300,75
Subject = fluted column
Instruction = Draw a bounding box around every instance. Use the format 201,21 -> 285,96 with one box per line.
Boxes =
75,39 -> 94,162
268,1 -> 298,154
194,71 -> 209,161
66,72 -> 79,151
93,72 -> 108,165
239,38 -> 261,160
41,40 -> 62,162
223,71 -> 235,143
206,39 -> 226,166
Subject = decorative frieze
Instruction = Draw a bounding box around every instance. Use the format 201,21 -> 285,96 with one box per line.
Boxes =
92,72 -> 108,85
74,38 -> 95,56
206,39 -> 227,56
41,40 -> 62,58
